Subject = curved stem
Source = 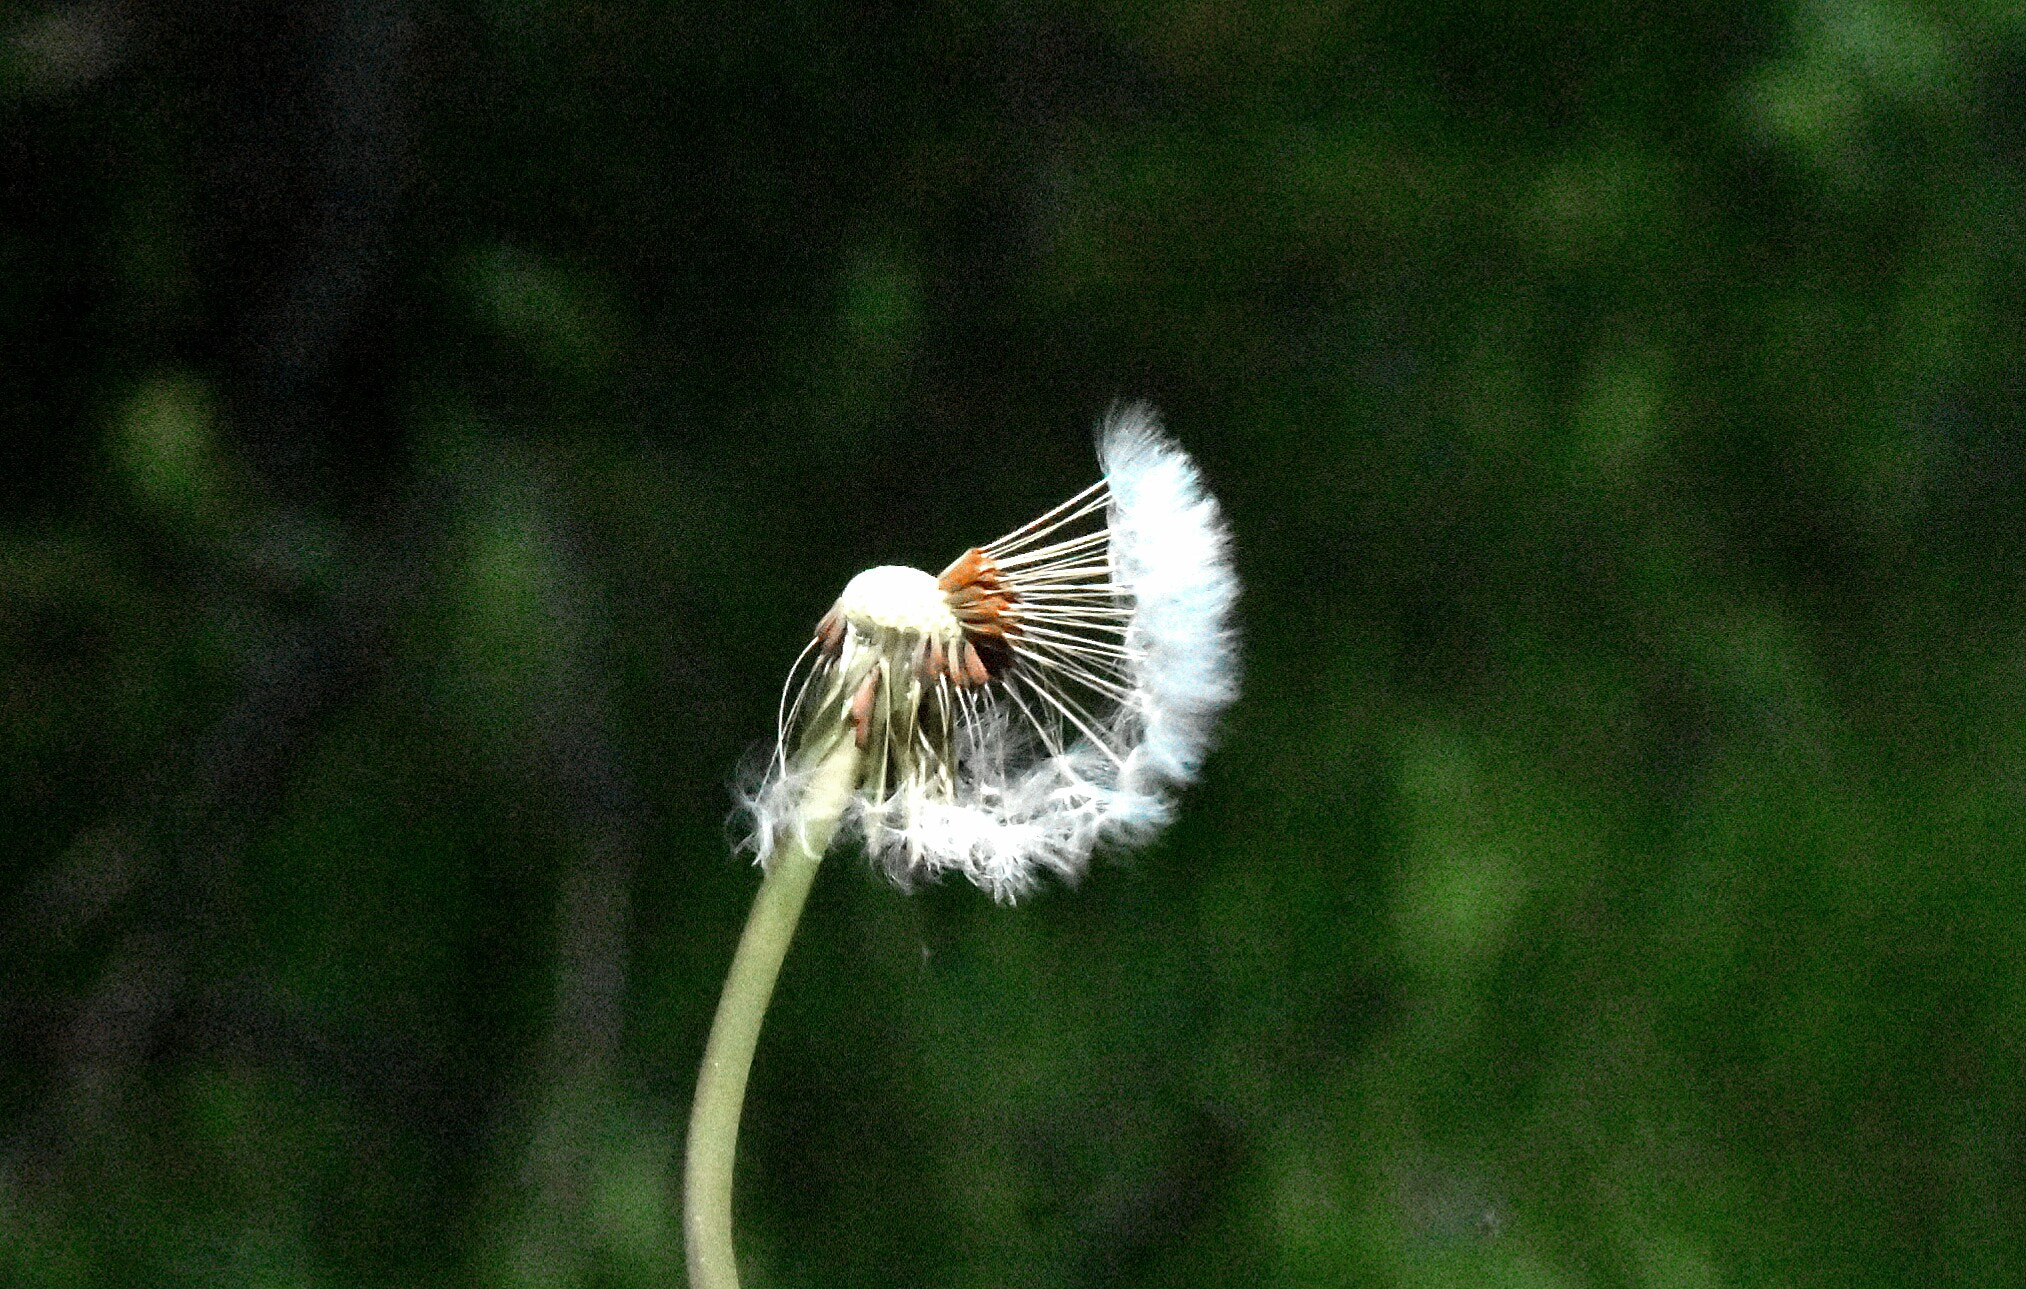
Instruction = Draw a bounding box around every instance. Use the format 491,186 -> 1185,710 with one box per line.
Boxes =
684,736 -> 860,1289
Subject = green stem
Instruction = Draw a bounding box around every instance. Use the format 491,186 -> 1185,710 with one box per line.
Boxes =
684,736 -> 860,1289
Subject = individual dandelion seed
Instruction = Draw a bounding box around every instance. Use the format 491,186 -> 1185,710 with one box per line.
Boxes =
686,404 -> 1238,1289
741,401 -> 1241,902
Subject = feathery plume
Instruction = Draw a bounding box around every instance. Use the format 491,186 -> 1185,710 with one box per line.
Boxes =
742,404 -> 1239,901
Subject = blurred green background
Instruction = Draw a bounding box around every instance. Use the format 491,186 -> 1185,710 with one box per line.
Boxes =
4,1 -> 2026,1285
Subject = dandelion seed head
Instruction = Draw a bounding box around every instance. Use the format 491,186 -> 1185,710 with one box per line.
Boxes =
740,403 -> 1239,903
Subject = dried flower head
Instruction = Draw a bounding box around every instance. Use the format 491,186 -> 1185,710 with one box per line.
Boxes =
742,404 -> 1239,901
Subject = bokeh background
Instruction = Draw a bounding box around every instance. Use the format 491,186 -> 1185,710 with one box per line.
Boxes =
5,1 -> 2026,1284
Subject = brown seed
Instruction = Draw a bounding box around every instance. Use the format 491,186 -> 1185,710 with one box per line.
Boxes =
849,670 -> 879,749
939,548 -> 1019,639
816,608 -> 846,658
961,639 -> 991,688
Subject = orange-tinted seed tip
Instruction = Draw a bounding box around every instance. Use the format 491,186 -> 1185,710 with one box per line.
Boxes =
960,639 -> 991,688
816,609 -> 846,658
849,671 -> 879,749
940,548 -> 1019,644
936,548 -> 988,593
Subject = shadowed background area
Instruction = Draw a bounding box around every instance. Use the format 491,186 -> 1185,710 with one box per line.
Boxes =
4,0 -> 2026,1284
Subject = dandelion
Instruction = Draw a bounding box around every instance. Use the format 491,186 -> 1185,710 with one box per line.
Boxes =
745,402 -> 1239,900
685,405 -> 1239,1289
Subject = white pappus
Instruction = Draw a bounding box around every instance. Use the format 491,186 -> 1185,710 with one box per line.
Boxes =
740,404 -> 1239,902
